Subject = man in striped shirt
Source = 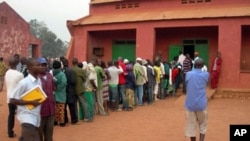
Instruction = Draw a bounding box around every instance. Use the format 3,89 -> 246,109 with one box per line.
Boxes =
182,54 -> 192,94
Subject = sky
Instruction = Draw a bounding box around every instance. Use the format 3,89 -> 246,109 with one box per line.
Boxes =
1,0 -> 90,42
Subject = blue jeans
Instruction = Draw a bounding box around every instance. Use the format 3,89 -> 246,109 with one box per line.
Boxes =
109,85 -> 119,109
147,85 -> 153,104
119,84 -> 129,109
136,85 -> 144,105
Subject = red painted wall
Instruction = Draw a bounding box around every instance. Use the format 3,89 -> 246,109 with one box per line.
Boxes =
88,29 -> 136,62
68,0 -> 250,90
90,0 -> 250,15
0,2 -> 41,61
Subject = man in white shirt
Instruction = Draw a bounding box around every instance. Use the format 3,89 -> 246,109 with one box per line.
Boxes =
5,57 -> 24,138
9,58 -> 44,141
107,60 -> 123,111
178,51 -> 186,66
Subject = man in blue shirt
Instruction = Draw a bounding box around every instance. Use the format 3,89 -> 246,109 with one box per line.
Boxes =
185,58 -> 209,141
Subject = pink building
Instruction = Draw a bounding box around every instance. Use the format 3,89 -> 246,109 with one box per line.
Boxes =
67,0 -> 250,92
0,2 -> 42,60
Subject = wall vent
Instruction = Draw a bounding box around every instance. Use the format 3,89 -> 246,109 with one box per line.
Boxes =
181,0 -> 211,4
115,3 -> 140,9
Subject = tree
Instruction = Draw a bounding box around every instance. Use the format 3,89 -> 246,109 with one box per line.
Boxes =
29,19 -> 68,58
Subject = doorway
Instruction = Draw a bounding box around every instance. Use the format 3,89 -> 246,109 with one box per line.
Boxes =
183,45 -> 195,60
112,40 -> 136,62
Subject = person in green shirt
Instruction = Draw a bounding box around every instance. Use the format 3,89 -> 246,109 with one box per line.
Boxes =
93,58 -> 107,116
71,58 -> 87,120
52,60 -> 67,127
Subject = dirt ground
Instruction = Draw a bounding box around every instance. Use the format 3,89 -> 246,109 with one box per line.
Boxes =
1,88 -> 250,141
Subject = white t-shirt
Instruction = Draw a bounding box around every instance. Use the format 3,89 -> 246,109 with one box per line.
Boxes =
178,54 -> 186,66
108,66 -> 123,85
5,69 -> 24,103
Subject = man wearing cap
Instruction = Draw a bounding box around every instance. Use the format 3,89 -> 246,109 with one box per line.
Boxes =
133,57 -> 145,106
37,57 -> 56,141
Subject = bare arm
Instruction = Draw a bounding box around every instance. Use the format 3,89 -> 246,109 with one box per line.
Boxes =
9,98 -> 41,107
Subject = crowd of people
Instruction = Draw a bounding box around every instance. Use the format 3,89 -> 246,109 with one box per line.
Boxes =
0,51 -> 222,141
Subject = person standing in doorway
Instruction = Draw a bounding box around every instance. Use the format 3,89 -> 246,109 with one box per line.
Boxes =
182,54 -> 192,93
185,58 -> 209,141
5,57 -> 24,138
177,50 -> 185,67
210,52 -> 222,89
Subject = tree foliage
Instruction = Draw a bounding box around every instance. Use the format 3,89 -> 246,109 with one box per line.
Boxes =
29,19 -> 68,58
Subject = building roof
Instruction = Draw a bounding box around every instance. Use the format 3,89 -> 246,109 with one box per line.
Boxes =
71,5 -> 250,26
90,0 -> 123,4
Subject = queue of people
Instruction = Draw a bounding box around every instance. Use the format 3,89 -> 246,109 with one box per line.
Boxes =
0,51 -> 221,141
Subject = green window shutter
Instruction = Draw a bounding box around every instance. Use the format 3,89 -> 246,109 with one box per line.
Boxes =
169,44 -> 182,62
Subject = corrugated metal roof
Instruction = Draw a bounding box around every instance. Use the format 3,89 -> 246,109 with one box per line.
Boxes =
90,0 -> 123,4
72,5 -> 250,25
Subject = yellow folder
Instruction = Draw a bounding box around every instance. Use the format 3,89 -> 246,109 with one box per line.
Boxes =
21,86 -> 47,110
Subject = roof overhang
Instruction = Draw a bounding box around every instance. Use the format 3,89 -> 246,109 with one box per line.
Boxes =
90,0 -> 123,4
70,5 -> 250,26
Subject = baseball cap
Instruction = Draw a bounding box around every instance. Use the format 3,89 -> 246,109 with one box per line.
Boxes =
124,59 -> 129,64
37,57 -> 47,64
136,57 -> 142,61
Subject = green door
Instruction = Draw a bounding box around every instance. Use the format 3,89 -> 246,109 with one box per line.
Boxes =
112,41 -> 136,62
195,44 -> 209,67
169,44 -> 182,62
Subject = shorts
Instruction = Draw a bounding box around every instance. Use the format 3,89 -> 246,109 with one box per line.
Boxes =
185,110 -> 208,137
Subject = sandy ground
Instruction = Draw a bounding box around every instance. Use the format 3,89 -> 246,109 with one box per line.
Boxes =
1,88 -> 250,141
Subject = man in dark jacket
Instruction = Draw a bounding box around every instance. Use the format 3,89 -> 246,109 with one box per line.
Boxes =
61,58 -> 78,124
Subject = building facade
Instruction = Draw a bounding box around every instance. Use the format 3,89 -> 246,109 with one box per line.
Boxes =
67,0 -> 250,91
0,2 -> 42,60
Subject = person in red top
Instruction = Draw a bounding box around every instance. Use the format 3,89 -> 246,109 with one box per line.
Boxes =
117,57 -> 129,111
210,52 -> 222,89
171,65 -> 181,97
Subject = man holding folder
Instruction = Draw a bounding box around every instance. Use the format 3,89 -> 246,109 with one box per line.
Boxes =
10,58 -> 45,141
